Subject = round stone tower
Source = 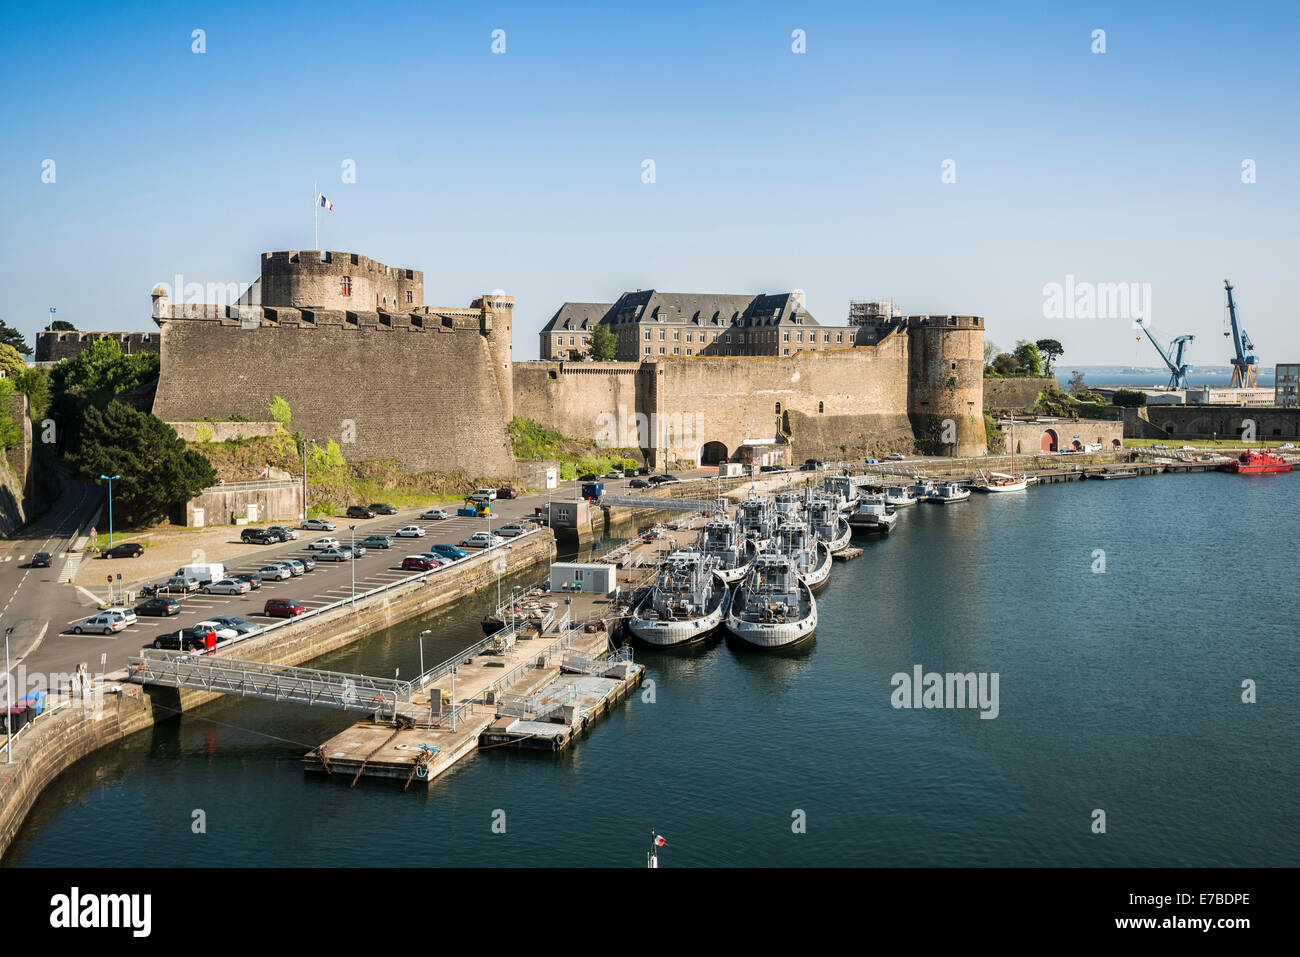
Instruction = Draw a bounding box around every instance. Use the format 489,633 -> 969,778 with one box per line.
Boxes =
906,315 -> 986,456
259,251 -> 423,311
476,294 -> 515,423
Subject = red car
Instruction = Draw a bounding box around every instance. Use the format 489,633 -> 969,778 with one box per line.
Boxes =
495,486 -> 518,499
401,556 -> 436,571
264,598 -> 307,618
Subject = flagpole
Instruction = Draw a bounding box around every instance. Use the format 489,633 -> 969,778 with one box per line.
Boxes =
314,181 -> 319,250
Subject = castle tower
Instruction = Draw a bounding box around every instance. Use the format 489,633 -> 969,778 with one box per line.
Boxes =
259,251 -> 424,311
906,316 -> 986,455
475,294 -> 515,423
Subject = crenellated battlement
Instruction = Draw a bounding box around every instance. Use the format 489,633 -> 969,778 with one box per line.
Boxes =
35,330 -> 161,363
905,314 -> 984,330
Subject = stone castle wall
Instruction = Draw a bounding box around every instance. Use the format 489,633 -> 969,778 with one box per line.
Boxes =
513,334 -> 924,464
259,250 -> 424,311
35,331 -> 161,363
151,312 -> 516,477
983,377 -> 1057,412
907,317 -> 987,455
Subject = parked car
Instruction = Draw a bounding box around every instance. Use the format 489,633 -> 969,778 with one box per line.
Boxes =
152,628 -> 207,651
647,474 -> 681,485
267,525 -> 299,541
210,616 -> 261,637
369,503 -> 399,515
241,528 -> 277,544
73,614 -> 126,636
759,465 -> 781,473
103,606 -> 138,626
429,544 -> 467,561
420,507 -> 448,520
135,596 -> 182,617
401,556 -> 438,571
346,505 -> 375,519
316,548 -> 353,562
31,552 -> 52,568
629,479 -> 650,489
578,473 -> 599,482
194,619 -> 239,641
299,555 -> 316,572
637,467 -> 651,475
232,573 -> 263,590
495,522 -> 528,538
163,575 -> 203,593
103,542 -> 145,559
301,518 -> 337,531
495,487 -> 518,499
308,537 -> 341,551
395,525 -> 425,538
460,532 -> 505,548
469,488 -> 497,503
412,553 -> 447,567
885,453 -> 906,461
345,544 -> 366,558
264,598 -> 307,618
259,564 -> 293,581
358,535 -> 393,549
201,578 -> 251,595
283,559 -> 306,576
604,470 -> 623,479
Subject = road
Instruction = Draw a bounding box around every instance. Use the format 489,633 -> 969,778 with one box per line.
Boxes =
0,469 -> 684,699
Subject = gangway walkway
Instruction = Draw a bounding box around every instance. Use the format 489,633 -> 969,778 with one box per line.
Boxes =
599,495 -> 723,511
126,650 -> 417,718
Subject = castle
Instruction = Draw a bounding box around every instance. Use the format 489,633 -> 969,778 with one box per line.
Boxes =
140,249 -> 985,475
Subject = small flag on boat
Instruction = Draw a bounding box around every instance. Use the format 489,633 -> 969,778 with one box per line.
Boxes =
319,195 -> 333,211
653,834 -> 668,847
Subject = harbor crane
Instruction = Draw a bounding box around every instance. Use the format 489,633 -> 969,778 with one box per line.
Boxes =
1135,319 -> 1194,390
1223,279 -> 1259,388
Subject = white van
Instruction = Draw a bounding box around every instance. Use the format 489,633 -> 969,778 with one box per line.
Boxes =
174,563 -> 226,584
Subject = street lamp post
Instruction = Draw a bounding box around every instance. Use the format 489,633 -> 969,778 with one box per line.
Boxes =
300,438 -> 313,521
349,524 -> 356,604
99,474 -> 121,550
418,629 -> 430,681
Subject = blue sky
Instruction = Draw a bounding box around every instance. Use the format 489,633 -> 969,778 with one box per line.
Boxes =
2,0 -> 1297,366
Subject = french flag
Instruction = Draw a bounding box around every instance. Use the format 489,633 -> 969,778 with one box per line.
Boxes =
319,195 -> 333,211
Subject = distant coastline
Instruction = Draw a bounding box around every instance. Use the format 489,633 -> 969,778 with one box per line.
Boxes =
1057,365 -> 1278,389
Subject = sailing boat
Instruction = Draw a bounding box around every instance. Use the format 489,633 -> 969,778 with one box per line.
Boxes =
978,430 -> 1035,493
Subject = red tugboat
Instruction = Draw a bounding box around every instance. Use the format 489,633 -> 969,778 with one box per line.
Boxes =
1222,449 -> 1292,474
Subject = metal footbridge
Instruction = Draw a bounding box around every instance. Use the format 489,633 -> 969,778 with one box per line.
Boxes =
126,650 -> 417,718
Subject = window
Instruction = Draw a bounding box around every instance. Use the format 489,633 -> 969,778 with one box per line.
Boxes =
796,331 -> 803,343
775,402 -> 781,415
659,347 -> 665,355
659,330 -> 666,341
644,346 -> 651,355
341,276 -> 352,296
645,330 -> 651,341
406,290 -> 413,304
783,348 -> 790,355
686,332 -> 693,342
783,331 -> 790,342
569,336 -> 575,345
738,334 -> 745,343
725,334 -> 732,343
673,347 -> 680,355
818,401 -> 824,413
686,348 -> 693,355
557,507 -> 570,522
823,332 -> 830,342
836,332 -> 843,343
673,331 -> 680,340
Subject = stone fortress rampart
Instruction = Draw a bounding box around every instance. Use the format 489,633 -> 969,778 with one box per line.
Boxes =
149,251 -> 517,477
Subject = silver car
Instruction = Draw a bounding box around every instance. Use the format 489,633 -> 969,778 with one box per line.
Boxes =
202,578 -> 251,595
316,548 -> 353,562
259,564 -> 292,581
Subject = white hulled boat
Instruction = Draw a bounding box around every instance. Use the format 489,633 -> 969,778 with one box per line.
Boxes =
698,516 -> 751,584
849,494 -> 898,534
910,477 -> 937,500
807,496 -> 853,553
737,495 -> 776,550
923,481 -> 971,504
725,552 -> 818,648
884,485 -> 917,507
773,518 -> 832,589
629,551 -> 730,647
977,472 -> 1032,492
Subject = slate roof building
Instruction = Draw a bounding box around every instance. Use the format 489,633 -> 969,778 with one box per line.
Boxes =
539,289 -> 873,361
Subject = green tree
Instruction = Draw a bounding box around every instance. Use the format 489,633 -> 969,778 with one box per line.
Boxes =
1034,338 -> 1063,376
0,319 -> 31,356
268,395 -> 292,429
0,344 -> 25,379
49,338 -> 161,452
1112,389 -> 1148,407
586,325 -> 617,361
70,402 -> 216,526
991,353 -> 1019,377
13,367 -> 51,419
1066,369 -> 1087,394
0,379 -> 22,449
1014,341 -> 1043,377
45,319 -> 77,332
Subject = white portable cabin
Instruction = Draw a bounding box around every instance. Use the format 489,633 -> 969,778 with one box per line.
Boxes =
548,562 -> 616,595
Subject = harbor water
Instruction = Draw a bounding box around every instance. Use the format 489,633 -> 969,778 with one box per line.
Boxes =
7,472 -> 1298,866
